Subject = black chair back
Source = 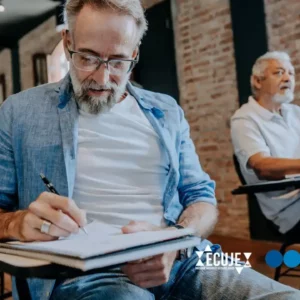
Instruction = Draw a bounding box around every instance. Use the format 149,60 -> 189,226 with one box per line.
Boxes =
232,154 -> 284,242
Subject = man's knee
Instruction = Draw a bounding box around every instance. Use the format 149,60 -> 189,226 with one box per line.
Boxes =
91,283 -> 154,300
51,275 -> 154,300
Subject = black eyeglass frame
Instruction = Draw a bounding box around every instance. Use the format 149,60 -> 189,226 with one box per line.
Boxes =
67,48 -> 139,73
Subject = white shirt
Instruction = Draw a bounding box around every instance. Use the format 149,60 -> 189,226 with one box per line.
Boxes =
231,96 -> 300,233
72,94 -> 168,228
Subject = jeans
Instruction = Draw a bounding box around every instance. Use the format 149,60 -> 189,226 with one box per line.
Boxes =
50,251 -> 300,300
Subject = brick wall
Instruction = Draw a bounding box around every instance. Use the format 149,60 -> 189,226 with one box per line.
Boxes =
0,48 -> 13,98
19,16 -> 61,90
142,0 -> 247,238
265,0 -> 300,106
171,0 -> 248,238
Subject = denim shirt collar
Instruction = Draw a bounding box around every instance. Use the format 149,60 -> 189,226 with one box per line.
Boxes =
55,73 -> 75,109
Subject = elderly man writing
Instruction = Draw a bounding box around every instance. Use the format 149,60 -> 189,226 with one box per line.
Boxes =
0,1 -> 299,299
231,51 -> 300,238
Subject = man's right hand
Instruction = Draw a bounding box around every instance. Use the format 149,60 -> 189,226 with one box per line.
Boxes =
6,192 -> 87,242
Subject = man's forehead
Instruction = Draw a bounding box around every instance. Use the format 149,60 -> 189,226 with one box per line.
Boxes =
73,5 -> 137,53
267,59 -> 294,71
74,31 -> 133,56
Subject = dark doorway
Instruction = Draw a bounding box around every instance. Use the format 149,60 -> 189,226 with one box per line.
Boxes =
230,0 -> 268,106
133,0 -> 180,103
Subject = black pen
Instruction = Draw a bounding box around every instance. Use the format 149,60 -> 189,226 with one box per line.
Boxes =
39,173 -> 88,235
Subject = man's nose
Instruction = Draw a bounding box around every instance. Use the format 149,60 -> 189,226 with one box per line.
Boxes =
93,63 -> 109,86
282,72 -> 291,82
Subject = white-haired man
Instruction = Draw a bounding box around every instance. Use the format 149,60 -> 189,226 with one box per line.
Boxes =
0,1 -> 299,299
231,51 -> 300,237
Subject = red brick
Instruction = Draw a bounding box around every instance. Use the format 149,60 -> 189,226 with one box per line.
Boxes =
195,14 -> 214,24
179,17 -> 190,25
219,37 -> 233,45
215,8 -> 230,18
194,60 -> 210,68
191,32 -> 203,41
193,9 -> 209,18
222,46 -> 231,53
180,38 -> 190,44
179,25 -> 190,32
224,22 -> 232,30
199,145 -> 219,152
207,27 -> 219,35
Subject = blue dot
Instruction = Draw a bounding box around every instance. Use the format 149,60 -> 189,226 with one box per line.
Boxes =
265,250 -> 283,268
283,250 -> 300,268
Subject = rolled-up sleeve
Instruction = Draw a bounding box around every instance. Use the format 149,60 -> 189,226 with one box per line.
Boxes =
0,98 -> 17,210
177,106 -> 216,208
231,117 -> 271,173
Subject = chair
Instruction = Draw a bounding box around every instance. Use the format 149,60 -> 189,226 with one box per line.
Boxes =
232,154 -> 300,281
232,155 -> 284,242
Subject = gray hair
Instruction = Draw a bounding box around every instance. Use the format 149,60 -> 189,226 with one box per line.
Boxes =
250,51 -> 293,95
64,0 -> 148,43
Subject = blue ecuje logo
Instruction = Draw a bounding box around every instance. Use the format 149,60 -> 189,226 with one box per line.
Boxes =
265,250 -> 300,268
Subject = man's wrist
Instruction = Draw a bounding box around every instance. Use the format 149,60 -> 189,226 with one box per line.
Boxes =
4,212 -> 17,239
172,223 -> 194,261
1,211 -> 21,240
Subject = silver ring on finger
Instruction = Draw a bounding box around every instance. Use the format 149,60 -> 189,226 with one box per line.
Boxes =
40,220 -> 52,234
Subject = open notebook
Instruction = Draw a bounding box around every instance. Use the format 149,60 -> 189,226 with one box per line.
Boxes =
0,222 -> 200,271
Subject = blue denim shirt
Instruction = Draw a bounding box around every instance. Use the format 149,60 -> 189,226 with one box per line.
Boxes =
0,74 -> 216,299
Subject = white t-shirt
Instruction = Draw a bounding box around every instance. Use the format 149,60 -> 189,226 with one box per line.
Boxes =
231,96 -> 300,233
72,94 -> 168,228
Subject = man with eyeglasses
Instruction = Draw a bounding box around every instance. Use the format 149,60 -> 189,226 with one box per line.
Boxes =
66,47 -> 139,114
0,1 -> 299,300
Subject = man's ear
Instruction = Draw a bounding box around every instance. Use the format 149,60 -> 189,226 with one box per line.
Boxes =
252,75 -> 262,91
132,45 -> 140,60
61,30 -> 72,61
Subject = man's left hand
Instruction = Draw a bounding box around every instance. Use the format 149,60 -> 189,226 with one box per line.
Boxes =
121,221 -> 177,288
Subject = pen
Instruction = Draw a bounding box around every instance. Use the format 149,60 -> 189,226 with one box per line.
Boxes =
39,173 -> 88,235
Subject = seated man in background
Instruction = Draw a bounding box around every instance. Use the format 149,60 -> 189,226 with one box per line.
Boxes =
231,51 -> 300,238
0,1 -> 299,299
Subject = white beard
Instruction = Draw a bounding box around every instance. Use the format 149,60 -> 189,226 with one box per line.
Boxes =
69,65 -> 129,115
272,90 -> 294,104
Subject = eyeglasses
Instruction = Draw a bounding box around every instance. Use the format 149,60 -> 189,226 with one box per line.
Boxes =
68,49 -> 139,75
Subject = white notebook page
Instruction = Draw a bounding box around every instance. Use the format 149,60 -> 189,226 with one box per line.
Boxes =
3,222 -> 194,259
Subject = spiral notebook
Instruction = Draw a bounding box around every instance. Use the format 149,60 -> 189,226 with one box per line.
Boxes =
0,222 -> 200,271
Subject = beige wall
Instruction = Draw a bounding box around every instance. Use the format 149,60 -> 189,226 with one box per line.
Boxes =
0,48 -> 13,99
19,16 -> 61,90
